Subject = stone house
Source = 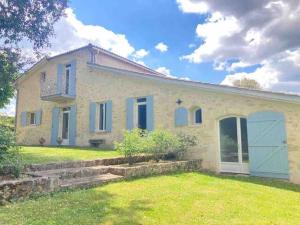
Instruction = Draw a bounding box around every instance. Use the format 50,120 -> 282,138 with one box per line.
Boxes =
15,44 -> 300,184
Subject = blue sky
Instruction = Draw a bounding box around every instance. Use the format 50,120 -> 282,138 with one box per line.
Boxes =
1,0 -> 300,116
69,0 -> 226,84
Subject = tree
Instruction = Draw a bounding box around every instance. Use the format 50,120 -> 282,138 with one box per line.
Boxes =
232,78 -> 262,90
0,0 -> 68,108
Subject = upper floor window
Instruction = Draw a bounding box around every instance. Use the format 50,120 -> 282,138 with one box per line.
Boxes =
40,72 -> 46,82
65,64 -> 71,94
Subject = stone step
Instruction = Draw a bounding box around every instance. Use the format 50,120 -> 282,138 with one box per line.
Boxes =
59,173 -> 124,189
27,165 -> 110,180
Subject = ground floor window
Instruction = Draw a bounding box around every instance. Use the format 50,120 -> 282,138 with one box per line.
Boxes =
194,108 -> 202,124
219,117 -> 249,163
29,112 -> 36,125
98,103 -> 107,131
136,97 -> 147,130
62,107 -> 70,140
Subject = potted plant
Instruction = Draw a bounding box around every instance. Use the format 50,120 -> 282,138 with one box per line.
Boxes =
56,137 -> 63,146
39,137 -> 46,146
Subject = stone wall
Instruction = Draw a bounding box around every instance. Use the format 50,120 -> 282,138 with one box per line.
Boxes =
15,47 -> 300,184
0,158 -> 202,204
109,160 -> 202,178
0,176 -> 59,205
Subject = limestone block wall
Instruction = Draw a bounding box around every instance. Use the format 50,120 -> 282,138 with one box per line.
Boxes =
15,47 -> 300,184
76,67 -> 300,184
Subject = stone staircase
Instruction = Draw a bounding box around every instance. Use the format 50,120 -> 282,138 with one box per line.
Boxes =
1,157 -> 202,204
26,164 -> 125,190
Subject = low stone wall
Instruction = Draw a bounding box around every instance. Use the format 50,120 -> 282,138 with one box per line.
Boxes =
0,176 -> 59,205
1,158 -> 202,204
109,160 -> 202,178
24,155 -> 155,172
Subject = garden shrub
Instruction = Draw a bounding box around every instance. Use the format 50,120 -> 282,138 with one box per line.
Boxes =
39,137 -> 46,146
173,133 -> 198,159
116,129 -> 198,165
0,126 -> 22,177
148,130 -> 179,162
115,129 -> 151,165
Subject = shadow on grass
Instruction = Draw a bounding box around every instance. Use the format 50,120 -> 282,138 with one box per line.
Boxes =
67,190 -> 151,225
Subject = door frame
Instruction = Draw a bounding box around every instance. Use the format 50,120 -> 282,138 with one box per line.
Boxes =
217,115 -> 249,174
60,107 -> 70,146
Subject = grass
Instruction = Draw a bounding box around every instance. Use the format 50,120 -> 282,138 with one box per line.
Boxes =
1,172 -> 300,225
20,146 -> 121,165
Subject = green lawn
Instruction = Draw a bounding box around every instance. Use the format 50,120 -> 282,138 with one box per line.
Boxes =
20,146 -> 121,165
1,172 -> 300,225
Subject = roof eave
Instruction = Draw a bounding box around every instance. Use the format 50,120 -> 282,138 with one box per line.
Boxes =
87,62 -> 300,105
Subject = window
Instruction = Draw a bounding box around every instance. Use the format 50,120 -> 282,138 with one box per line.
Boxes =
98,102 -> 107,131
40,72 -> 46,82
29,112 -> 36,125
65,64 -> 71,94
195,108 -> 202,124
136,97 -> 147,130
219,117 -> 249,163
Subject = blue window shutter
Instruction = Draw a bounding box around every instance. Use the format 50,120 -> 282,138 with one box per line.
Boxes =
175,107 -> 188,127
35,110 -> 42,125
69,60 -> 77,96
51,107 -> 60,145
105,100 -> 112,132
69,105 -> 77,145
146,96 -> 154,131
89,102 -> 96,132
56,64 -> 63,94
126,98 -> 134,130
21,112 -> 27,127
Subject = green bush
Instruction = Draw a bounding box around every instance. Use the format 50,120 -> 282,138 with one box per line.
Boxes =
0,116 -> 15,132
115,129 -> 151,165
116,129 -> 198,165
148,130 -> 179,162
173,133 -> 198,159
0,126 -> 22,177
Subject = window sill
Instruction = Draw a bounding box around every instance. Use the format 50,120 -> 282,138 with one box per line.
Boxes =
94,130 -> 110,134
190,124 -> 202,127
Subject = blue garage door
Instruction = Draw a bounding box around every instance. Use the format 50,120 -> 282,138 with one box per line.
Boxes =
247,111 -> 289,179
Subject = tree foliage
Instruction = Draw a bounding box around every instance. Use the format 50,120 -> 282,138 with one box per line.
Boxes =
233,78 -> 263,90
0,0 -> 68,108
0,0 -> 68,50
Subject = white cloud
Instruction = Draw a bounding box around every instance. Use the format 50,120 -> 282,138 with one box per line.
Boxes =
181,12 -> 241,63
132,59 -> 146,66
176,0 -> 209,14
133,49 -> 149,59
155,42 -> 168,53
41,8 -> 135,58
155,67 -> 192,81
0,98 -> 16,116
178,0 -> 300,93
156,66 -> 171,75
1,8 -> 140,116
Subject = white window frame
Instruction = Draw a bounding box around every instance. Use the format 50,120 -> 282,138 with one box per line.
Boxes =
65,64 -> 71,94
29,112 -> 36,125
194,108 -> 202,125
218,116 -> 249,174
96,102 -> 107,132
134,97 -> 147,129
